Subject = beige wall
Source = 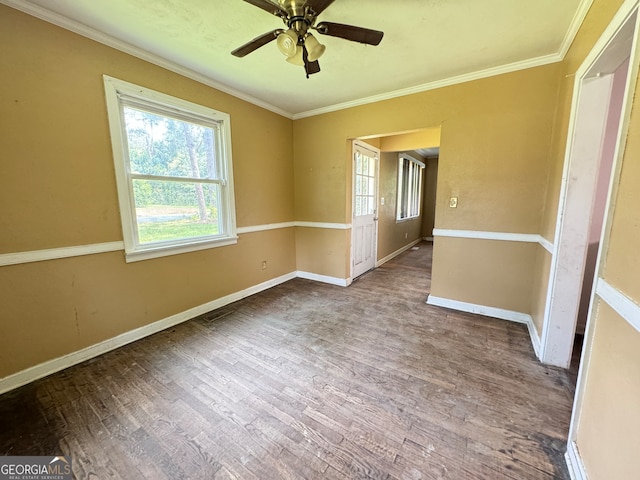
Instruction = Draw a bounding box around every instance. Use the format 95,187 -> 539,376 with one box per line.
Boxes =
421,158 -> 438,239
294,228 -> 349,278
529,248 -> 552,336
430,238 -> 537,313
0,6 -> 296,378
377,152 -> 424,261
576,303 -> 640,479
533,0 -> 640,476
539,0 -> 627,241
574,56 -> 640,477
378,127 -> 441,152
294,63 -> 561,303
5,6 -> 640,477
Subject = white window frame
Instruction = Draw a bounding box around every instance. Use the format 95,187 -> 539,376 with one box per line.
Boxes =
103,75 -> 237,262
396,154 -> 425,221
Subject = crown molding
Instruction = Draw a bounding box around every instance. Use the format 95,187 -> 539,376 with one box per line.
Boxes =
3,0 -> 594,121
292,53 -> 562,119
558,0 -> 595,59
0,0 -> 293,119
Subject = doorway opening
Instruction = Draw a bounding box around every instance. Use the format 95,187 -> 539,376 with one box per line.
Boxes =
350,127 -> 440,282
541,6 -> 637,368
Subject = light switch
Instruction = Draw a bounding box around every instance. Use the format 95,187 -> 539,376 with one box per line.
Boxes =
380,197 -> 385,205
449,197 -> 458,208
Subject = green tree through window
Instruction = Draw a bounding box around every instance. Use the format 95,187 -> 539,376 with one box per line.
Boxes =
104,76 -> 236,261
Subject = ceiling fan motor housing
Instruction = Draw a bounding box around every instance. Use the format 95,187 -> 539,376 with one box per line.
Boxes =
233,0 -> 383,77
278,0 -> 309,18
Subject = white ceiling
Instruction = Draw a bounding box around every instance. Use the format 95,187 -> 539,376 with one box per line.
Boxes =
5,0 -> 590,118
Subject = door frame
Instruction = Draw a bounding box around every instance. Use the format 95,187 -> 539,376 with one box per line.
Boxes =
541,0 -> 639,369
561,3 -> 640,477
350,140 -> 380,281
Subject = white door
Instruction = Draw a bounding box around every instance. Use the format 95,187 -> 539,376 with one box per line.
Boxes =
352,141 -> 379,279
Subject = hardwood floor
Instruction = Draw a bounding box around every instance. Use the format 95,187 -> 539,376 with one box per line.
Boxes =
0,242 -> 577,479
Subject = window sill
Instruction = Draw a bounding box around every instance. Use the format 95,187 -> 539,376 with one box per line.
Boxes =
124,236 -> 238,263
396,216 -> 421,224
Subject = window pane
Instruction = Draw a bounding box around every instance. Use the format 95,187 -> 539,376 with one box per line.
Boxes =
133,179 -> 221,244
124,107 -> 218,179
356,152 -> 363,174
368,156 -> 376,176
397,156 -> 424,220
368,196 -> 375,215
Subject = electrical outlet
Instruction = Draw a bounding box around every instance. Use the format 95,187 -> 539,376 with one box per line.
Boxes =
449,197 -> 458,208
261,260 -> 267,270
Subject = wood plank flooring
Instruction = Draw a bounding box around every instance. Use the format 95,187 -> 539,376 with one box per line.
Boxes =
0,242 -> 578,479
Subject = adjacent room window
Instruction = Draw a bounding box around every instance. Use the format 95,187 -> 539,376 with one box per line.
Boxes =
396,154 -> 425,221
103,76 -> 236,261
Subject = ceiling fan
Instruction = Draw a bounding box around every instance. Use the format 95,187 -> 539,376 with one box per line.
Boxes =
231,0 -> 384,77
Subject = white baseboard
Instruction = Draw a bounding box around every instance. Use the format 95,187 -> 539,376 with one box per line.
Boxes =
565,441 -> 587,480
376,238 -> 423,267
296,270 -> 350,287
0,272 -> 296,395
426,295 -> 541,357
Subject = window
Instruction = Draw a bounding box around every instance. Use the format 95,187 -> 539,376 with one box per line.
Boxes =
396,154 -> 425,221
103,76 -> 236,261
354,147 -> 377,217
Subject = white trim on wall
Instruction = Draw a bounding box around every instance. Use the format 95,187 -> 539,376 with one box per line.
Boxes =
237,222 -> 295,234
434,228 -> 539,242
565,441 -> 587,480
0,242 -> 124,267
376,239 -> 422,267
1,0 -> 291,119
426,295 -> 541,358
296,271 -> 351,287
294,53 -> 562,119
538,236 -> 554,253
558,0 -> 595,59
0,222 -> 353,267
1,0 -> 593,121
295,221 -> 351,230
432,229 -> 554,252
596,277 -> 640,333
0,272 -> 297,395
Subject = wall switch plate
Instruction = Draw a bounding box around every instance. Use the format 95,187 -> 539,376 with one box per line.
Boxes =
380,197 -> 385,205
449,197 -> 458,208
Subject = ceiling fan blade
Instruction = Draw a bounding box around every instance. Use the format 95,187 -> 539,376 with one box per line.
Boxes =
302,45 -> 321,78
241,0 -> 287,17
315,22 -> 384,46
231,29 -> 283,57
307,0 -> 335,15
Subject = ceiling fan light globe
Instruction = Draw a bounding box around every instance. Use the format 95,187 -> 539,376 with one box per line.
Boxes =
305,33 -> 326,62
286,46 -> 305,66
276,29 -> 298,57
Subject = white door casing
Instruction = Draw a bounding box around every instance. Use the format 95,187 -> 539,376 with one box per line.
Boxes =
351,141 -> 379,279
541,5 -> 638,369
